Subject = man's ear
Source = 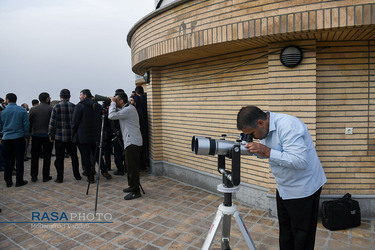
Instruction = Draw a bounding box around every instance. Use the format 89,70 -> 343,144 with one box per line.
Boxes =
257,119 -> 265,127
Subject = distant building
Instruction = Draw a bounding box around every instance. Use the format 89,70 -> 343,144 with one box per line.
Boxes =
128,0 -> 375,217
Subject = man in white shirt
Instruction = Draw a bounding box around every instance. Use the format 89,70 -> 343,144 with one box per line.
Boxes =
237,105 -> 326,250
108,93 -> 143,200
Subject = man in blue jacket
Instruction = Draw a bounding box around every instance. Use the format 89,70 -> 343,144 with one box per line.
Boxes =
0,93 -> 29,187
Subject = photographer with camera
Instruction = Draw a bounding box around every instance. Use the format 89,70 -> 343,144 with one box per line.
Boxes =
237,105 -> 326,250
108,92 -> 142,200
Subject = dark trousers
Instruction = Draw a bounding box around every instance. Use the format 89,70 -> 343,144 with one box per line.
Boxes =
3,137 -> 25,184
139,134 -> 149,171
54,140 -> 80,181
277,187 -> 322,250
124,145 -> 141,193
113,140 -> 125,172
78,143 -> 96,181
103,137 -> 112,170
30,135 -> 53,179
0,142 -> 5,170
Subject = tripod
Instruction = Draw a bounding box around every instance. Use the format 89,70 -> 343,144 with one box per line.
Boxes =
202,146 -> 256,250
86,110 -> 106,216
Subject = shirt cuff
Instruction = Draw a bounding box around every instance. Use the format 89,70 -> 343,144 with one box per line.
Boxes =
269,149 -> 282,166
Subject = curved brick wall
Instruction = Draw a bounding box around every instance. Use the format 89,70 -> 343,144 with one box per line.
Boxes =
127,0 -> 375,216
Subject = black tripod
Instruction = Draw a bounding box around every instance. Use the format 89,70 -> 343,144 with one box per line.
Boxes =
86,111 -> 106,216
202,144 -> 256,250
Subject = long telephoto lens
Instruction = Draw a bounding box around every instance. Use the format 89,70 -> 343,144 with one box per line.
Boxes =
192,136 -> 252,156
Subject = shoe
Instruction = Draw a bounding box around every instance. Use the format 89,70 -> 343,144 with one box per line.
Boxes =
75,175 -> 82,180
87,178 -> 95,184
31,177 -> 38,182
15,181 -> 28,187
124,192 -> 141,200
82,172 -> 88,176
114,171 -> 125,176
6,182 -> 13,187
102,172 -> 112,180
123,187 -> 132,193
43,176 -> 52,182
54,179 -> 63,183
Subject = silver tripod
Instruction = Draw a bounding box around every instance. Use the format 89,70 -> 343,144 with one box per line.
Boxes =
202,148 -> 256,250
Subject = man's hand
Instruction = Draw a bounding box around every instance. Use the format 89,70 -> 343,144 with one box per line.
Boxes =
49,137 -> 54,143
110,96 -> 117,103
245,142 -> 271,158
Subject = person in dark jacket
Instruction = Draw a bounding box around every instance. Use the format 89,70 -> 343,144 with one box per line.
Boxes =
72,89 -> 111,183
29,92 -> 53,182
133,86 -> 149,171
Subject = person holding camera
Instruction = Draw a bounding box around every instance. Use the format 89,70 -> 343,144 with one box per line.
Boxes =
237,105 -> 326,250
108,92 -> 142,200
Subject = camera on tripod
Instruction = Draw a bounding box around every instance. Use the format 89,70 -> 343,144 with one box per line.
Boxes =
192,134 -> 257,249
94,94 -> 111,103
191,134 -> 253,186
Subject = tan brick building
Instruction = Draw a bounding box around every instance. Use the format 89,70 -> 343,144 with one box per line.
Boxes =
128,0 -> 375,217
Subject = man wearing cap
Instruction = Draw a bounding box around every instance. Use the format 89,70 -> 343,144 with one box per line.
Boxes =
49,89 -> 81,183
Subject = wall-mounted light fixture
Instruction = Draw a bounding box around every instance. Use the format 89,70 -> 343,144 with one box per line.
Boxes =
143,71 -> 150,83
280,46 -> 303,68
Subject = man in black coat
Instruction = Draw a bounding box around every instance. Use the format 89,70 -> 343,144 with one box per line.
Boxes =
72,89 -> 111,183
133,86 -> 149,171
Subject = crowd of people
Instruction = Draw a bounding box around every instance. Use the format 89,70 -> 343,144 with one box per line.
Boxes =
0,87 -> 149,200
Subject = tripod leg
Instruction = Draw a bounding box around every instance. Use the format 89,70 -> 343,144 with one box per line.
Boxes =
139,183 -> 145,194
221,214 -> 232,250
233,210 -> 256,250
202,208 -> 224,250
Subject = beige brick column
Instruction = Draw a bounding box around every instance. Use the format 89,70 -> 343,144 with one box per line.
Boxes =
147,68 -> 164,172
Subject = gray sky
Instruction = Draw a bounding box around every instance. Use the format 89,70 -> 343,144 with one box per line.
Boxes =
0,0 -> 155,105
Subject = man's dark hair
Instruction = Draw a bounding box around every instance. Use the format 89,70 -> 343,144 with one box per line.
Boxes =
117,93 -> 128,104
237,105 -> 267,130
115,89 -> 125,96
135,86 -> 144,95
32,99 -> 39,105
39,92 -> 50,103
60,89 -> 70,99
0,98 -> 4,104
81,89 -> 92,98
5,93 -> 17,103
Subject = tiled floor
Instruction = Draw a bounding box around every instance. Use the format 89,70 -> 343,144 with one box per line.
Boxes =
0,157 -> 374,249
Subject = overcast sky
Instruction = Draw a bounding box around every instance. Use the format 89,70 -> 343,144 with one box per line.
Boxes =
0,0 -> 155,105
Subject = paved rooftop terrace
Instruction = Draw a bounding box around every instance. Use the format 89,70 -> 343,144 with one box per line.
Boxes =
0,157 -> 374,249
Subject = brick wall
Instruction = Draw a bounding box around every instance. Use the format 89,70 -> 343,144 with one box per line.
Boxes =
129,0 -> 375,203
